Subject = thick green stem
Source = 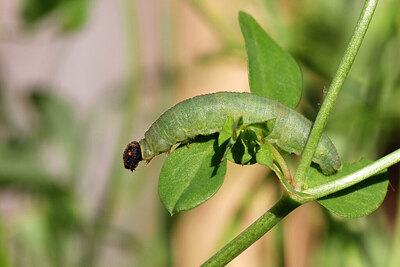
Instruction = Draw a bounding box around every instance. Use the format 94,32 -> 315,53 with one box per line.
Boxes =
201,194 -> 303,267
293,0 -> 379,190
203,148 -> 400,266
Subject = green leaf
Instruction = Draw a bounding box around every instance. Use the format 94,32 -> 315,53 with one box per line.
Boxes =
226,129 -> 258,165
239,11 -> 302,108
245,122 -> 270,141
256,143 -> 273,167
219,116 -> 259,165
305,158 -> 388,218
218,116 -> 235,148
158,135 -> 227,215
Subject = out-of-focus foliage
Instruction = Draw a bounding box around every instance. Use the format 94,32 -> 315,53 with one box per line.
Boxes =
310,210 -> 392,267
21,0 -> 89,31
0,85 -> 84,266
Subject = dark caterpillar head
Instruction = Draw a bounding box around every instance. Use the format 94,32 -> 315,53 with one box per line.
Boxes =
123,141 -> 143,171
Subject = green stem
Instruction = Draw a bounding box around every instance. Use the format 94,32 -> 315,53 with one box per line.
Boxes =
293,0 -> 379,190
267,142 -> 292,182
202,148 -> 400,266
201,194 -> 303,267
304,148 -> 400,198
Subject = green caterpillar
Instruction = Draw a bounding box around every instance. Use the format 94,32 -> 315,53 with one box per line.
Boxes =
123,92 -> 341,174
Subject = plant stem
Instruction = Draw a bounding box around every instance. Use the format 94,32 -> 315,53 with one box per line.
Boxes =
267,142 -> 292,181
293,0 -> 379,190
201,194 -> 303,267
202,148 -> 400,266
304,148 -> 400,198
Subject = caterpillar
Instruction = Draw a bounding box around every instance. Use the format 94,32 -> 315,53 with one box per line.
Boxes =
123,92 -> 341,174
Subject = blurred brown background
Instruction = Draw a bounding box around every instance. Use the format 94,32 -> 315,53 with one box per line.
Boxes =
0,0 -> 399,266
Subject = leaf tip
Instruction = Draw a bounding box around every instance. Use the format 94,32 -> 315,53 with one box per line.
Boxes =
238,10 -> 250,21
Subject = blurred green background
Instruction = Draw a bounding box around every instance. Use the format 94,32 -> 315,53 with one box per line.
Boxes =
0,0 -> 399,266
